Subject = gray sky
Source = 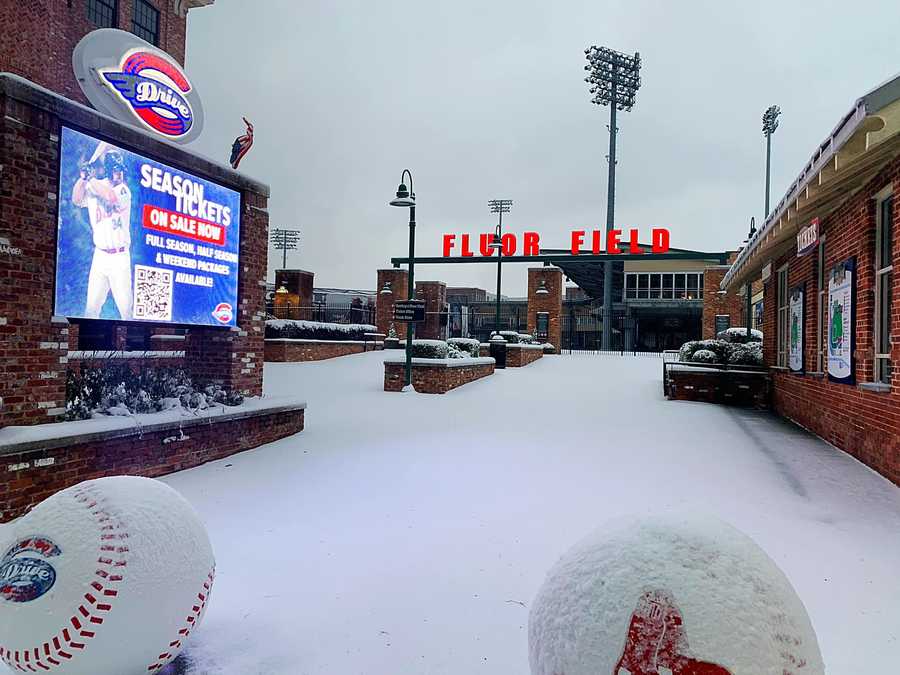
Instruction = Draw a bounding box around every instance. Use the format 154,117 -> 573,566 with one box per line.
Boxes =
185,0 -> 900,296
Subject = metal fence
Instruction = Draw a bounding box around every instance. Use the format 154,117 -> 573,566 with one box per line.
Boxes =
266,302 -> 376,325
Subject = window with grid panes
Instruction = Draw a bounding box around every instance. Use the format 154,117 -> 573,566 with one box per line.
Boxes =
132,0 -> 160,45
777,266 -> 790,367
816,237 -> 826,372
87,0 -> 117,27
875,192 -> 893,384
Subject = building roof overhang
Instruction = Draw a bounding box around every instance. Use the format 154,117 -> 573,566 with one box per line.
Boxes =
722,72 -> 900,291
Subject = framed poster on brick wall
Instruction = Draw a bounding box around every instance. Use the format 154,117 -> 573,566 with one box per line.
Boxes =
789,283 -> 805,373
827,258 -> 855,384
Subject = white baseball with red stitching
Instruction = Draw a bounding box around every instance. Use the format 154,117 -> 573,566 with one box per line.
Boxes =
0,476 -> 215,675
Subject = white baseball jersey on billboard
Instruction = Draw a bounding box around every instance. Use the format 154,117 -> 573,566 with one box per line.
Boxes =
83,180 -> 133,319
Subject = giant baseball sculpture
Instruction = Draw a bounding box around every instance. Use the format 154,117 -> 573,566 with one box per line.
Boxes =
529,515 -> 824,675
0,477 -> 215,674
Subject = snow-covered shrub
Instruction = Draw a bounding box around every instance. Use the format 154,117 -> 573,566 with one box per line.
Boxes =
517,333 -> 534,344
691,349 -> 719,364
448,337 -> 481,357
499,330 -> 520,343
542,343 -> 556,354
726,341 -> 764,366
717,327 -> 763,344
446,343 -> 467,359
679,339 -> 727,363
265,319 -> 377,341
410,339 -> 449,359
65,362 -> 243,420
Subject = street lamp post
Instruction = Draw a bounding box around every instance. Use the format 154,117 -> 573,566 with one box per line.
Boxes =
584,46 -> 642,350
762,105 -> 781,218
389,170 -> 416,390
488,199 -> 512,337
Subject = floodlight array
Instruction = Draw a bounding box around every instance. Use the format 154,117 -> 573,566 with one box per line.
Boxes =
271,228 -> 301,251
583,46 -> 642,111
762,105 -> 781,136
488,199 -> 513,214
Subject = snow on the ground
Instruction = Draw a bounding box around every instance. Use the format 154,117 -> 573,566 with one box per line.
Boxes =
14,352 -> 898,674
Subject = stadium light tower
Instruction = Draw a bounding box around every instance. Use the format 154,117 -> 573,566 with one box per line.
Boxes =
488,199 -> 513,337
584,45 -> 642,350
270,228 -> 300,270
762,105 -> 781,217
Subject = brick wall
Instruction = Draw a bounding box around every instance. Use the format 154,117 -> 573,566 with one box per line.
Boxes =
505,345 -> 544,367
0,0 -> 193,106
702,266 -> 744,338
527,268 -> 562,349
415,280 -> 447,340
0,75 -> 269,426
265,339 -> 381,362
759,153 -> 900,485
384,361 -> 494,393
0,404 -> 304,522
375,269 -> 409,339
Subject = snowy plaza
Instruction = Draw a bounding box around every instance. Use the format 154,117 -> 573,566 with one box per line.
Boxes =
154,353 -> 900,675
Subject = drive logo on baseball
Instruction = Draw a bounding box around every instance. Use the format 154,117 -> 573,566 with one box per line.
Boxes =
0,477 -> 215,675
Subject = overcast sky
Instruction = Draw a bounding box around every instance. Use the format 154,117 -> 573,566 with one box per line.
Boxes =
185,0 -> 900,296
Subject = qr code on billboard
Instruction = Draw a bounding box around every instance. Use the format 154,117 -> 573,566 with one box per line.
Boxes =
133,265 -> 174,321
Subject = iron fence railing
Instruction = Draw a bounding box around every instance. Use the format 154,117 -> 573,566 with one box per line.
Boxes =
266,303 -> 376,325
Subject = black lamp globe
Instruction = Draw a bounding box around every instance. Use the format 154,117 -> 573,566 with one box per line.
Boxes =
389,182 -> 415,208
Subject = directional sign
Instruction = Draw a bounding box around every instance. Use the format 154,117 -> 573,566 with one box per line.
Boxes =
394,300 -> 425,323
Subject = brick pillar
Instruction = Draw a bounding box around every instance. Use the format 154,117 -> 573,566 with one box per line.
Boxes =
701,265 -> 744,339
186,189 -> 267,396
274,269 -> 314,320
376,269 -> 409,339
527,267 -> 563,350
0,100 -> 68,427
415,281 -> 447,340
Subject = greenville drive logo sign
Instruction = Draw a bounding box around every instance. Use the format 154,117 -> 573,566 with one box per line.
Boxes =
73,29 -> 205,144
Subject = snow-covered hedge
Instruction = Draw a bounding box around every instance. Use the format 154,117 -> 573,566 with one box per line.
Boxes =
411,339 -> 449,359
678,338 -> 763,366
266,319 -> 377,341
65,363 -> 244,421
717,327 -> 763,344
517,333 -> 535,344
542,343 -> 556,354
448,337 -> 481,357
498,330 -> 521,343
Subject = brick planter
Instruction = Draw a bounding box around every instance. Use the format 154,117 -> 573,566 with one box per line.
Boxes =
265,339 -> 382,362
505,344 -> 544,367
384,358 -> 495,394
0,398 -> 306,522
665,364 -> 770,407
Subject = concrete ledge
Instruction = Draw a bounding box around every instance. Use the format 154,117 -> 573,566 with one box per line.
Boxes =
0,396 -> 307,455
383,357 -> 495,368
1,397 -> 306,522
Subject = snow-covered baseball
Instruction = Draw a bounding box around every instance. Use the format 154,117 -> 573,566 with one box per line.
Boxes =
529,515 -> 824,675
0,476 -> 215,675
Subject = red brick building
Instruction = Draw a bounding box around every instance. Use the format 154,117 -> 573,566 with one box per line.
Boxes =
0,0 -> 212,105
722,73 -> 900,485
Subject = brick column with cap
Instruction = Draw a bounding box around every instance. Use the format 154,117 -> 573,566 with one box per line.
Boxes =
375,269 -> 409,339
527,267 -> 563,351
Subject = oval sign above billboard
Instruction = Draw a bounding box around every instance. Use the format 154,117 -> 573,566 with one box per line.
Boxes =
73,29 -> 204,144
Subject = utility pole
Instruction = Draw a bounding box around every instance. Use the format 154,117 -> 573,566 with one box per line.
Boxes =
762,105 -> 781,218
584,46 -> 642,350
488,199 -> 513,337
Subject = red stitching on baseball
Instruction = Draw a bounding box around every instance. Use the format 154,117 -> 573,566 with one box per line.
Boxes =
0,486 -> 129,673
143,567 -> 215,672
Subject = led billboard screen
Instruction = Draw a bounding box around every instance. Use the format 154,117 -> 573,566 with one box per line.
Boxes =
55,126 -> 241,327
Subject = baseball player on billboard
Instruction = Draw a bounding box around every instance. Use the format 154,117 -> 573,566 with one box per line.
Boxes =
71,141 -> 133,319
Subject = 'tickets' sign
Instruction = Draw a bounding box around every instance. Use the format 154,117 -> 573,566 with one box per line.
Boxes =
441,228 -> 670,257
796,218 -> 819,257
